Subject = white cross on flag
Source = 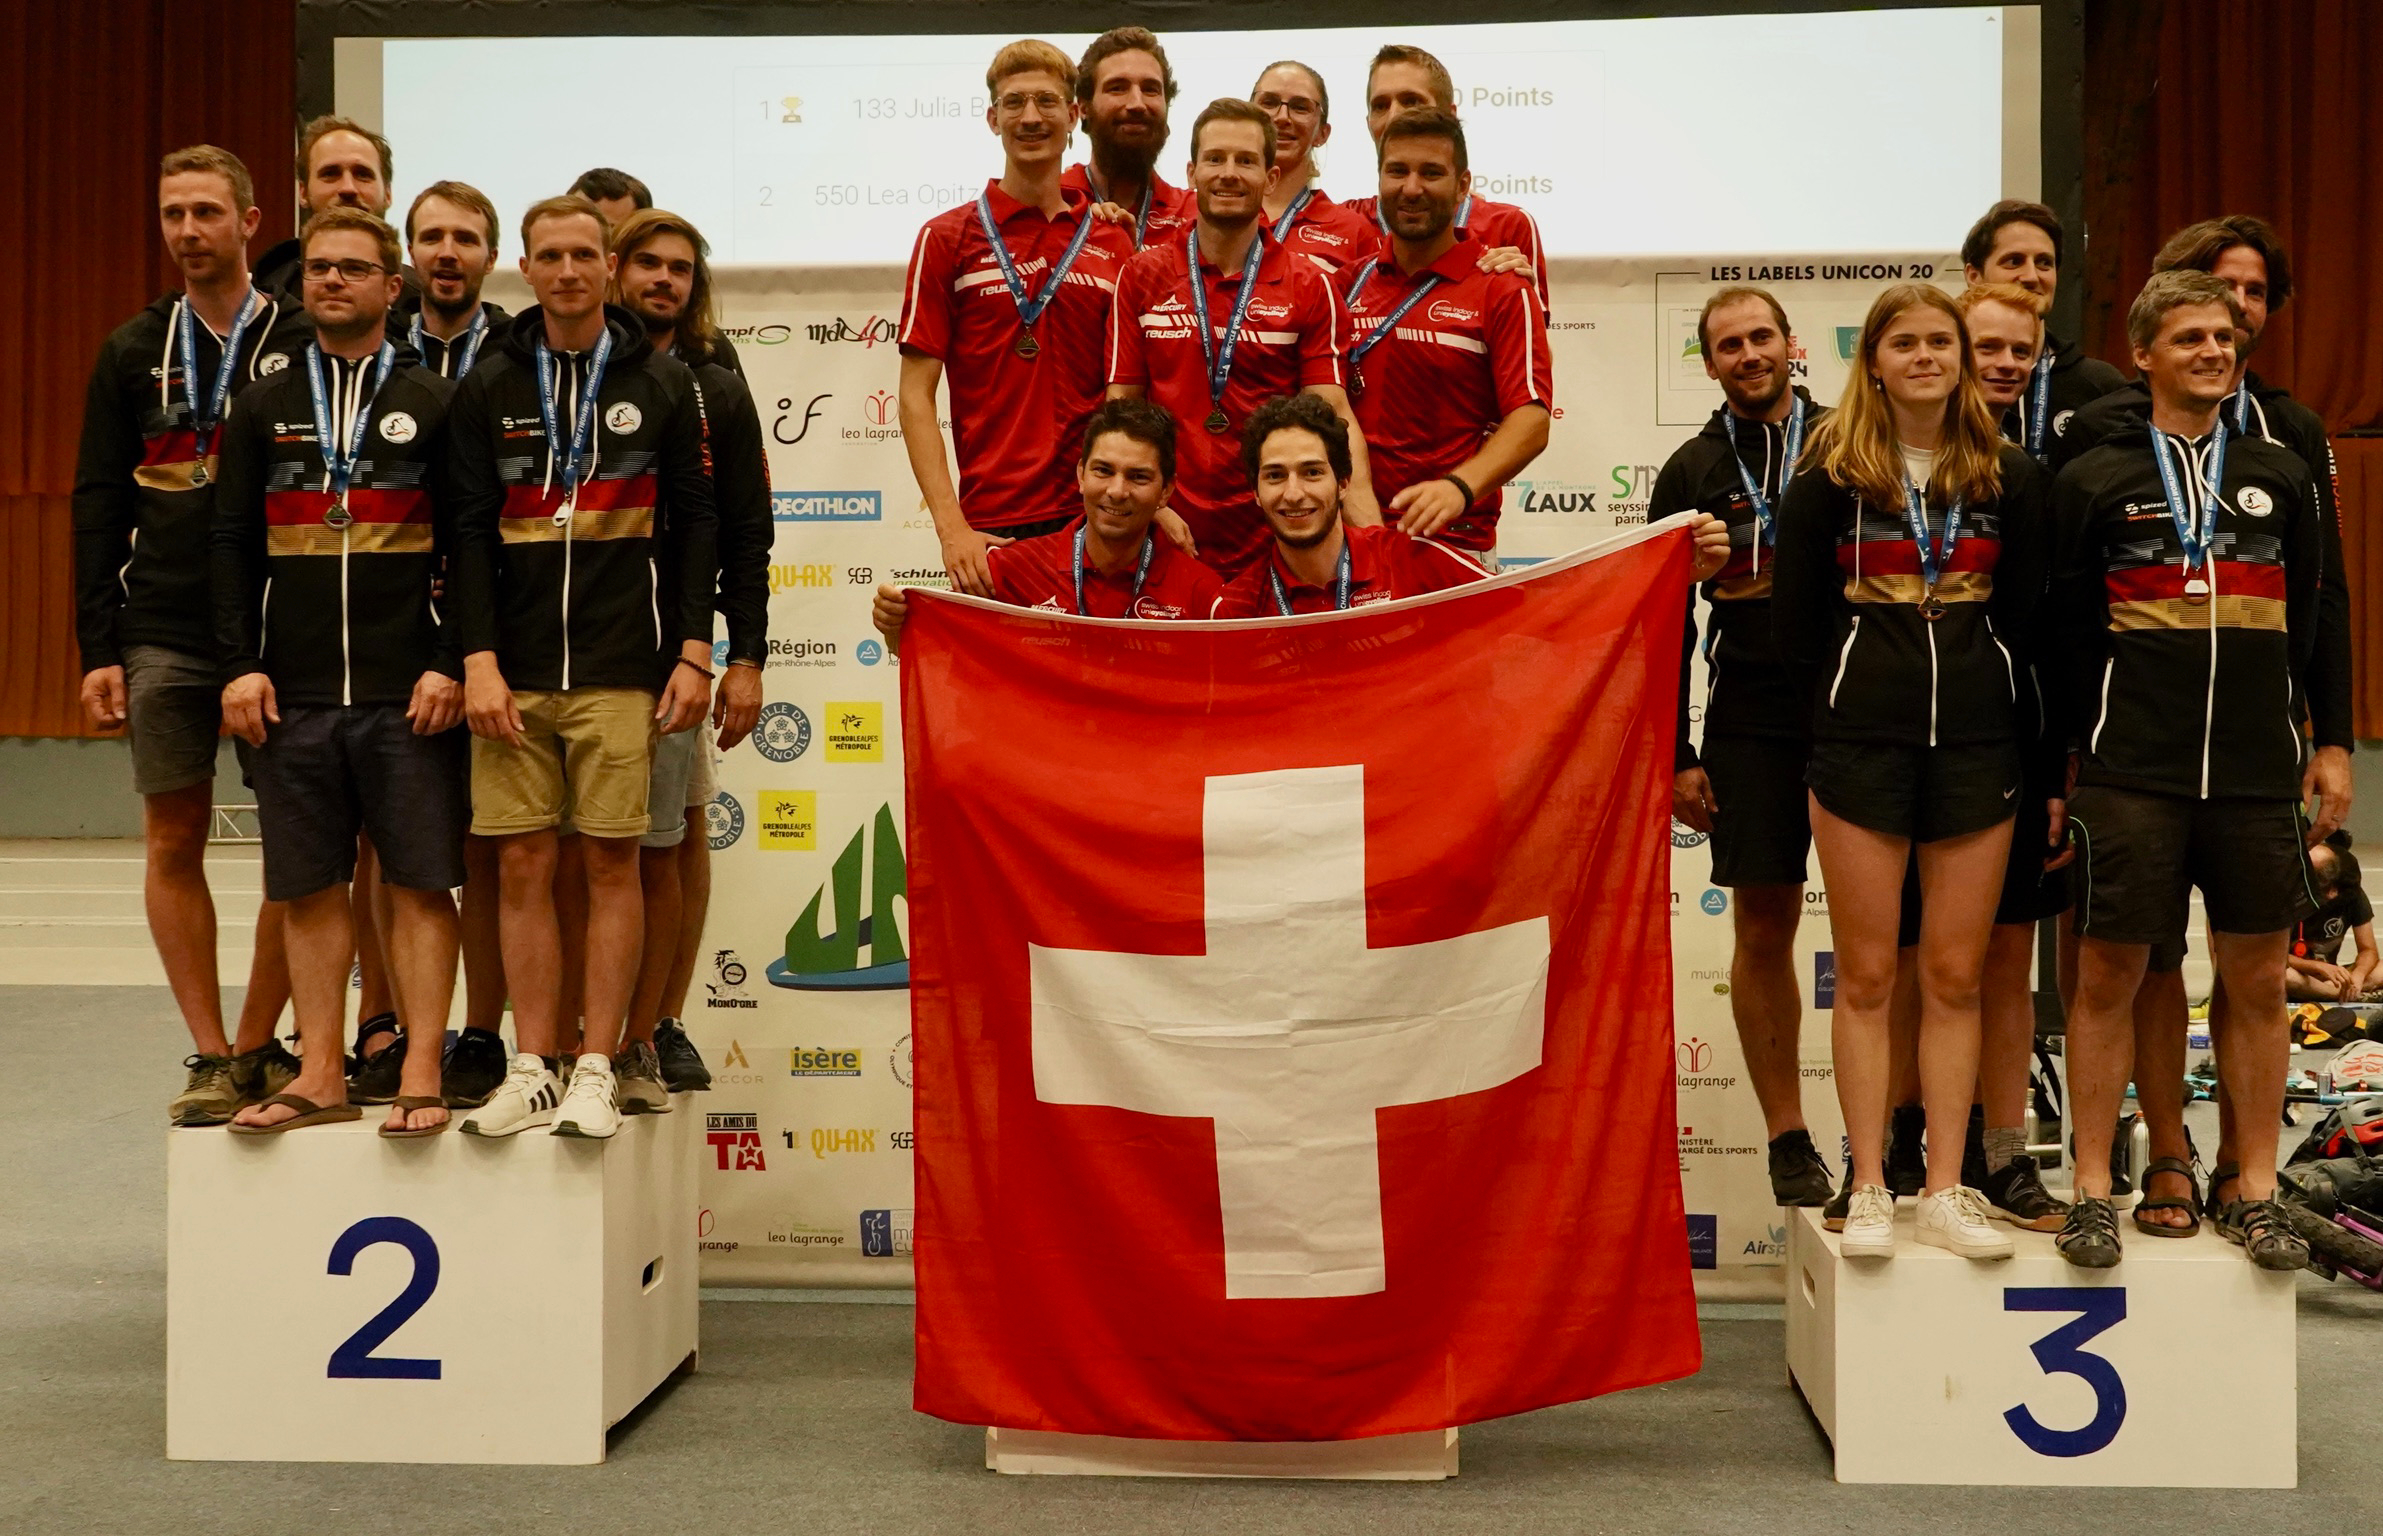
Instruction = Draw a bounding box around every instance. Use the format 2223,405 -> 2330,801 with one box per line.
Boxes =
902,526 -> 1702,1443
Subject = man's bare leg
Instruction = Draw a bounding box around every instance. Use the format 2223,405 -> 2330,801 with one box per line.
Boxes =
230,899 -> 289,1055
496,831 -> 562,1058
2067,938 -> 2152,1209
231,884 -> 352,1128
145,782 -> 228,1056
577,833 -> 645,1059
459,834 -> 506,1034
554,832 -> 588,1056
2132,965 -> 2195,1229
625,845 -> 682,1048
382,885 -> 460,1134
1727,883 -> 1806,1138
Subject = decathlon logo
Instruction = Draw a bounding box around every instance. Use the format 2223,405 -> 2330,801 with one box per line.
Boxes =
774,491 -> 882,522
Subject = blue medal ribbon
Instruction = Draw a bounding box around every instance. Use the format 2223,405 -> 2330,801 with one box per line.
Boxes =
1901,478 -> 1965,611
1088,168 -> 1155,248
411,307 -> 488,378
1721,393 -> 1806,563
1071,523 -> 1156,617
2023,349 -> 2055,463
2150,416 -> 2231,590
534,329 -> 614,521
1343,258 -> 1445,386
1270,187 -> 1316,243
974,191 -> 1097,341
304,340 -> 397,527
1267,538 -> 1353,615
176,288 -> 264,463
2226,378 -> 2256,436
1186,227 -> 1267,423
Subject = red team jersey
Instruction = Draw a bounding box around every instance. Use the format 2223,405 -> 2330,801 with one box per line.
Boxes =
898,183 -> 1134,529
1060,164 -> 1197,250
1270,187 -> 1379,276
1107,228 -> 1349,575
1345,193 -> 1550,303
1210,522 -> 1487,617
1337,233 -> 1553,553
985,520 -> 1224,620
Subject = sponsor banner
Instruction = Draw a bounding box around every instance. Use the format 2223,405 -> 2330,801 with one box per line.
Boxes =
503,254 -> 1949,1287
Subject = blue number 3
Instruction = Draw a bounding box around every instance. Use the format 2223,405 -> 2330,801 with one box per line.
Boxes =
2002,1287 -> 2125,1457
325,1217 -> 442,1380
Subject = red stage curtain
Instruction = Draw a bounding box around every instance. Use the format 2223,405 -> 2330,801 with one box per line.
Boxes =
0,0 -> 295,737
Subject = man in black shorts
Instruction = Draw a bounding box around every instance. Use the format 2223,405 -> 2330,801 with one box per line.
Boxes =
212,208 -> 466,1134
2049,270 -> 2344,1270
1661,285 -> 1834,1207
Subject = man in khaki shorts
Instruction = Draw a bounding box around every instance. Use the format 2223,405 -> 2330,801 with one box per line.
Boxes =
447,194 -> 717,1141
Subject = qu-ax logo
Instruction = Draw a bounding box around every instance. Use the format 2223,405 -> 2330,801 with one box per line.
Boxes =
767,803 -> 910,991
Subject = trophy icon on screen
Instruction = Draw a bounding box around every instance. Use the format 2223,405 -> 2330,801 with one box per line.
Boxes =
781,96 -> 804,124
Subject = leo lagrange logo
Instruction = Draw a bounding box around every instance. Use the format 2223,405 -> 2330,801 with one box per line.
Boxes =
705,948 -> 757,1009
706,791 -> 745,851
752,701 -> 812,762
769,803 -> 909,991
1675,1035 -> 1738,1093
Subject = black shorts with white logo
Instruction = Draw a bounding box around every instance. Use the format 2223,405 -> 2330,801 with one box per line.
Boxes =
1808,737 -> 2022,846
2067,785 -> 2314,946
1700,734 -> 1811,888
253,703 -> 469,902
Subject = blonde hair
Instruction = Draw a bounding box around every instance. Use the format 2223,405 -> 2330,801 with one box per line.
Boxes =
520,194 -> 610,255
159,145 -> 254,211
987,39 -> 1075,98
1806,282 -> 2005,510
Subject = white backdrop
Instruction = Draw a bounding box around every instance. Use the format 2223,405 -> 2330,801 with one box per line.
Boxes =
620,250 -> 1964,1290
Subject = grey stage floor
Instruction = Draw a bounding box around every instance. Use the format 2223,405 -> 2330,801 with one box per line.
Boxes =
6,985 -> 2380,1534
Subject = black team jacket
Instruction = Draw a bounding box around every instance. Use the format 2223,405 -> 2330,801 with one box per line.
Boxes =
2050,420 -> 2336,802
72,289 -> 313,669
1770,443 -> 2051,763
677,335 -> 771,667
447,304 -> 717,693
390,293 -> 512,380
210,340 -> 460,704
1657,388 -> 1829,772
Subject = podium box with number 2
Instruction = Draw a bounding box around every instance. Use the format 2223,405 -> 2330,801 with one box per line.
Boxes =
1785,1204 -> 2294,1486
167,1107 -> 699,1465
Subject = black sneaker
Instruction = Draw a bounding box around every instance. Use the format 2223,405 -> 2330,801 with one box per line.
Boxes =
346,1010 -> 399,1076
1767,1129 -> 1836,1207
1885,1103 -> 1927,1197
653,1017 -> 712,1093
1981,1157 -> 2070,1232
229,1037 -> 302,1104
1961,1104 -> 1989,1191
2056,1195 -> 2123,1268
347,1025 -> 407,1105
1822,1180 -> 1853,1233
442,1027 -> 509,1108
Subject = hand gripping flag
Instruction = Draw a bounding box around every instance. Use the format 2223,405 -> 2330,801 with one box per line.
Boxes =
902,519 -> 1701,1441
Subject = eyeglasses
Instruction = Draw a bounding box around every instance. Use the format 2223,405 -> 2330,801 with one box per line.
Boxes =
1255,93 -> 1322,118
302,258 -> 388,281
996,91 -> 1067,117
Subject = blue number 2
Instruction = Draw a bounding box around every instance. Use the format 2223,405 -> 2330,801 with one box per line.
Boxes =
325,1217 -> 442,1380
2002,1287 -> 2125,1456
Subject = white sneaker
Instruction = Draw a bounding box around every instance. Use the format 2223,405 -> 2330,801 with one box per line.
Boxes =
1838,1184 -> 1897,1259
552,1053 -> 622,1140
458,1054 -> 561,1138
1915,1185 -> 2015,1260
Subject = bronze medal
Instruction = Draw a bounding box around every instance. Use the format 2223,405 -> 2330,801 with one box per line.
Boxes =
1919,590 -> 1946,621
1014,329 -> 1040,360
189,462 -> 209,488
1205,408 -> 1229,435
323,500 -> 351,530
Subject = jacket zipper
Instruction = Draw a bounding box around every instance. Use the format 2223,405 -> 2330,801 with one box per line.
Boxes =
1828,615 -> 1861,709
2090,657 -> 2114,753
340,524 -> 353,705
1925,617 -> 1940,746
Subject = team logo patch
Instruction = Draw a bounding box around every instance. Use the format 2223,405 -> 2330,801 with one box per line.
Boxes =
2238,485 -> 2274,518
605,401 -> 643,435
379,410 -> 418,444
1426,299 -> 1481,324
257,351 -> 290,375
2053,408 -> 2075,436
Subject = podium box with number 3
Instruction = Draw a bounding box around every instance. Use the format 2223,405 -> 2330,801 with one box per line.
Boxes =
1785,1204 -> 2294,1486
167,1107 -> 699,1465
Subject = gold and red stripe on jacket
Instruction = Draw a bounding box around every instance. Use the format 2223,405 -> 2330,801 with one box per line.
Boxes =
264,487 -> 433,555
2104,559 -> 2285,632
133,426 -> 214,492
1709,537 -> 1775,602
1832,534 -> 1999,607
497,472 -> 657,543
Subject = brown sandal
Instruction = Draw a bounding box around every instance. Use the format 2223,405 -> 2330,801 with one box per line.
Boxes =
2132,1156 -> 2201,1237
228,1093 -> 362,1135
379,1095 -> 451,1139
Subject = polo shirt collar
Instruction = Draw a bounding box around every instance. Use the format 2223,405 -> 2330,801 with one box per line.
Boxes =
980,179 -> 1087,226
1189,221 -> 1285,286
1269,520 -> 1372,596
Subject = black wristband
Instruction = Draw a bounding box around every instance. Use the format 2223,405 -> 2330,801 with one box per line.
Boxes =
1443,474 -> 1476,508
674,657 -> 715,680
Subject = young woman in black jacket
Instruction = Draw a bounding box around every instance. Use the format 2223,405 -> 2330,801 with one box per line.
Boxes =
1771,281 -> 2050,1261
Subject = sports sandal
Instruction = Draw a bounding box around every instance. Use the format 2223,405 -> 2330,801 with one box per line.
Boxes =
228,1094 -> 363,1135
379,1095 -> 450,1139
2132,1156 -> 2202,1238
2217,1196 -> 2311,1272
2056,1194 -> 2123,1268
2202,1160 -> 2240,1223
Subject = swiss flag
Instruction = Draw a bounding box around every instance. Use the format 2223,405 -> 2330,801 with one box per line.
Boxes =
901,525 -> 1700,1441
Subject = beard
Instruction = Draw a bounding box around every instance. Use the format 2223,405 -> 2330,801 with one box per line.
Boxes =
423,277 -> 482,323
1091,115 -> 1168,178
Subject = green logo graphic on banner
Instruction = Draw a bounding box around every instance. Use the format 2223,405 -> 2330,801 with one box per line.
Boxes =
769,803 -> 909,990
1834,326 -> 1861,363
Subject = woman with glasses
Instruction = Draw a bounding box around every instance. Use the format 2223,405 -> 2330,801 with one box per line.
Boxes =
1249,60 -> 1375,275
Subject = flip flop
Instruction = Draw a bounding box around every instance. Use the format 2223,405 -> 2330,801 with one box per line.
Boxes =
379,1095 -> 451,1140
228,1093 -> 362,1135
